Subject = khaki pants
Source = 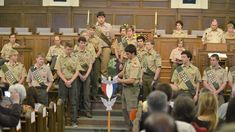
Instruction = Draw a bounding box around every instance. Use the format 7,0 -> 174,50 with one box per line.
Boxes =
100,47 -> 111,76
143,74 -> 156,99
122,86 -> 140,128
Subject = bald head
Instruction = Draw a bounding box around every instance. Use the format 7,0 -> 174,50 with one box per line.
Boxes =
211,19 -> 218,31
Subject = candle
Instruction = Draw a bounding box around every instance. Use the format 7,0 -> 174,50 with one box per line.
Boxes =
87,10 -> 90,25
154,12 -> 157,26
226,66 -> 228,72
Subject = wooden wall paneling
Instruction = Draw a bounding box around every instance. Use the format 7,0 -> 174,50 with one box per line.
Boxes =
15,47 -> 32,71
23,0 -> 42,6
24,13 -> 47,33
0,35 -> 9,49
4,0 -> 23,6
0,13 -> 21,27
34,36 -> 51,58
79,0 -> 107,7
73,14 -> 87,31
229,0 -> 235,11
110,0 -> 139,8
142,0 -> 169,8
51,13 -> 69,33
209,0 -> 227,10
202,16 -> 226,30
115,14 -> 134,25
158,15 -> 176,34
60,36 -> 78,46
155,38 -> 177,67
181,15 -> 200,32
136,15 -> 154,29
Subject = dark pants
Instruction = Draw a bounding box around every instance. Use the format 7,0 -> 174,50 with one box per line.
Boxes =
90,57 -> 101,97
77,76 -> 91,112
59,79 -> 78,123
35,87 -> 48,105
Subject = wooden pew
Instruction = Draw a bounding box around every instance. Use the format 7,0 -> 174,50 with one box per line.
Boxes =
36,105 -> 47,132
48,101 -> 56,132
21,109 -> 36,132
56,99 -> 64,132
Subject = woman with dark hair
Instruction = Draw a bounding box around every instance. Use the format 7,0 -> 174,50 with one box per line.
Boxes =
225,97 -> 235,123
172,95 -> 196,123
172,20 -> 188,38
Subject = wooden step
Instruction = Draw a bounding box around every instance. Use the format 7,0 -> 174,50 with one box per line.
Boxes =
65,124 -> 129,132
78,115 -> 125,126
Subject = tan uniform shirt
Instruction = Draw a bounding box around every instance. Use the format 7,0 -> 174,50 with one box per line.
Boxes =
74,48 -> 93,72
126,36 -> 137,47
202,66 -> 227,88
55,53 -> 82,79
95,22 -> 112,47
142,49 -> 162,73
202,28 -> 226,44
26,64 -> 54,87
172,30 -> 188,38
1,42 -> 20,60
169,47 -> 185,62
123,56 -> 141,85
0,62 -> 27,85
46,45 -> 64,62
137,47 -> 147,64
228,66 -> 235,84
89,36 -> 102,53
224,32 -> 235,39
74,43 -> 96,61
171,64 -> 201,90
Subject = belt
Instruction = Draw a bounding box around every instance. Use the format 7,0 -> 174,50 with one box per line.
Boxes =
34,86 -> 46,89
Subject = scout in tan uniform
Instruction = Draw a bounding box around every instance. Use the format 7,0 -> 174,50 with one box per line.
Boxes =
126,25 -> 137,46
95,11 -> 113,76
0,49 -> 27,86
172,20 -> 188,38
87,25 -> 102,100
171,50 -> 201,101
202,19 -> 226,44
136,36 -> 147,64
202,54 -> 227,106
113,25 -> 127,64
74,37 -> 93,118
26,53 -> 54,105
142,41 -> 161,99
46,35 -> 64,71
1,33 -> 20,61
55,42 -> 82,127
228,66 -> 235,89
224,23 -> 235,39
169,39 -> 185,74
75,30 -> 96,62
117,44 -> 141,130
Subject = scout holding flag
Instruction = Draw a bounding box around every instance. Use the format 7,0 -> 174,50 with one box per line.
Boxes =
171,50 -> 201,102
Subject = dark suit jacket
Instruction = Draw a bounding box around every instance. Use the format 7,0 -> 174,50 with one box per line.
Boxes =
0,103 -> 21,127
